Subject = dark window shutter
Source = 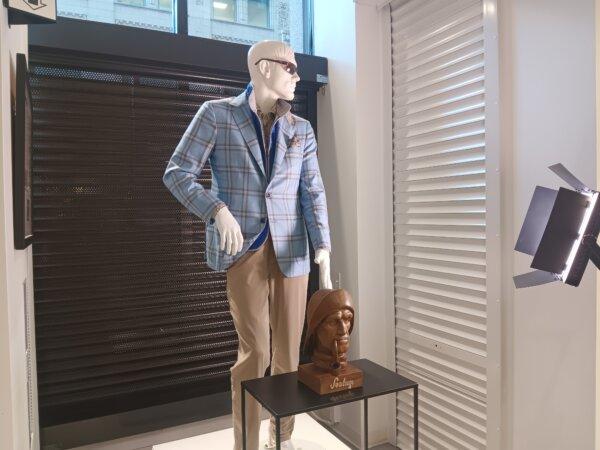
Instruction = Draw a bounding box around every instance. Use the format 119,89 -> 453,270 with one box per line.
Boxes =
29,52 -> 316,427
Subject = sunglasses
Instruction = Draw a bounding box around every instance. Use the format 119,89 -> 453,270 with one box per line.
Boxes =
254,58 -> 298,75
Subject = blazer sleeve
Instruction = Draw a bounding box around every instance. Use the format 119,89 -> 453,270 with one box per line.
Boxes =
163,102 -> 226,223
299,121 -> 332,253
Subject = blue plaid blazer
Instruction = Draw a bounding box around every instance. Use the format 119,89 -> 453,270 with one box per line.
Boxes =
163,84 -> 331,277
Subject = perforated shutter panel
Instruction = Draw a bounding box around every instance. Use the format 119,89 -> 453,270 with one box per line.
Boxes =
390,0 -> 489,448
29,54 -> 314,426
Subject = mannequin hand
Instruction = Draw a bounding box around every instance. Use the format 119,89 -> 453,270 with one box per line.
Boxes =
214,207 -> 244,255
314,248 -> 332,289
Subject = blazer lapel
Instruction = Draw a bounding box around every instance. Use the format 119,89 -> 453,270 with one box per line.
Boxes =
271,111 -> 297,178
230,91 -> 266,179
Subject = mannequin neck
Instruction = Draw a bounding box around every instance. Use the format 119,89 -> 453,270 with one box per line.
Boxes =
252,81 -> 278,114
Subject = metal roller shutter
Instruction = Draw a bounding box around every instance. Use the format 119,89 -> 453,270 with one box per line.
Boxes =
29,50 -> 316,427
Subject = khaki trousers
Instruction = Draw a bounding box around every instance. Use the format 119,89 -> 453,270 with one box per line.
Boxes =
227,235 -> 309,450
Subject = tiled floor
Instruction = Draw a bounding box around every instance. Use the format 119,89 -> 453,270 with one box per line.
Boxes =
153,413 -> 351,450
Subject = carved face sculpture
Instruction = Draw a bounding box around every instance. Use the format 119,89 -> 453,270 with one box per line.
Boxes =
304,289 -> 355,373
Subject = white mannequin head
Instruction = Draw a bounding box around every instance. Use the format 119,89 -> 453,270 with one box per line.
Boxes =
247,40 -> 300,106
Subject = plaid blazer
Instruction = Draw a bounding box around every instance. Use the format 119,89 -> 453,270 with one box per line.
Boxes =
163,85 -> 331,277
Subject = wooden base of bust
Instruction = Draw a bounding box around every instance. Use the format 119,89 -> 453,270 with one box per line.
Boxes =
298,362 -> 364,395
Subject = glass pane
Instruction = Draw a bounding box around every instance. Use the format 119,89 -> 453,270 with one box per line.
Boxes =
57,0 -> 175,33
189,0 -> 307,54
247,0 -> 268,27
213,0 -> 236,22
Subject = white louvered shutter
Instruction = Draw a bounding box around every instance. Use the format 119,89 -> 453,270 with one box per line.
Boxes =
391,0 -> 499,448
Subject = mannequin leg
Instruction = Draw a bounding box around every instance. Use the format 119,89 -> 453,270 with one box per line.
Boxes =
228,245 -> 271,450
265,237 -> 309,447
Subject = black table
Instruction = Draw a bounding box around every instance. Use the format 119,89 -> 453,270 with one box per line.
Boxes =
241,358 -> 418,450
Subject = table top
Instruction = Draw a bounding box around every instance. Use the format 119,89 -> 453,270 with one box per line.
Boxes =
241,358 -> 417,417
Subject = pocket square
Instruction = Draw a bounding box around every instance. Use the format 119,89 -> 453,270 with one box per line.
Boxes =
289,135 -> 301,148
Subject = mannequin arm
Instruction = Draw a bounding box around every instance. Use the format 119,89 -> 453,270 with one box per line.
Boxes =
299,122 -> 332,252
163,102 -> 225,222
314,248 -> 332,289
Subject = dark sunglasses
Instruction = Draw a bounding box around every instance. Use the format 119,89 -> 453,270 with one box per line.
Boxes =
254,58 -> 298,75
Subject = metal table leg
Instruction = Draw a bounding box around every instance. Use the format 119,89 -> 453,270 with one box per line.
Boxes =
242,386 -> 246,450
276,416 -> 281,450
413,386 -> 418,450
364,397 -> 368,450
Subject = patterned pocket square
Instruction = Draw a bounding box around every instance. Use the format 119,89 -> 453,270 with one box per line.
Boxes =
289,135 -> 301,148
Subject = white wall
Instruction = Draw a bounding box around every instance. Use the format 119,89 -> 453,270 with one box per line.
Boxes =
354,1 -> 396,446
312,0 -> 361,444
0,10 -> 37,450
499,0 -> 597,448
314,0 -> 395,447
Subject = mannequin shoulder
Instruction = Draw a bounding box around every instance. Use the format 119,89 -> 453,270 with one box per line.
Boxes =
202,97 -> 233,112
198,97 -> 236,121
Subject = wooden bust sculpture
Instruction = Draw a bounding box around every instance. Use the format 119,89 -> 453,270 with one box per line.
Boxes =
298,289 -> 363,394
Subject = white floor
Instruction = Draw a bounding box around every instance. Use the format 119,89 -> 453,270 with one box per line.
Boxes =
153,413 -> 351,450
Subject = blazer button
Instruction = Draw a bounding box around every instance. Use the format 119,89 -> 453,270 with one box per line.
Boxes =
260,217 -> 267,223
209,217 -> 215,224
265,192 -> 271,198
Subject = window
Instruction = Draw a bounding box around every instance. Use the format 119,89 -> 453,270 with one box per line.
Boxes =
213,0 -> 236,22
57,0 -> 176,32
211,0 -> 269,28
189,0 -> 305,53
248,0 -> 269,27
57,0 -> 311,54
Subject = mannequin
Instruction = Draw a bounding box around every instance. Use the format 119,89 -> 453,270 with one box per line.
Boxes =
163,40 -> 332,450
